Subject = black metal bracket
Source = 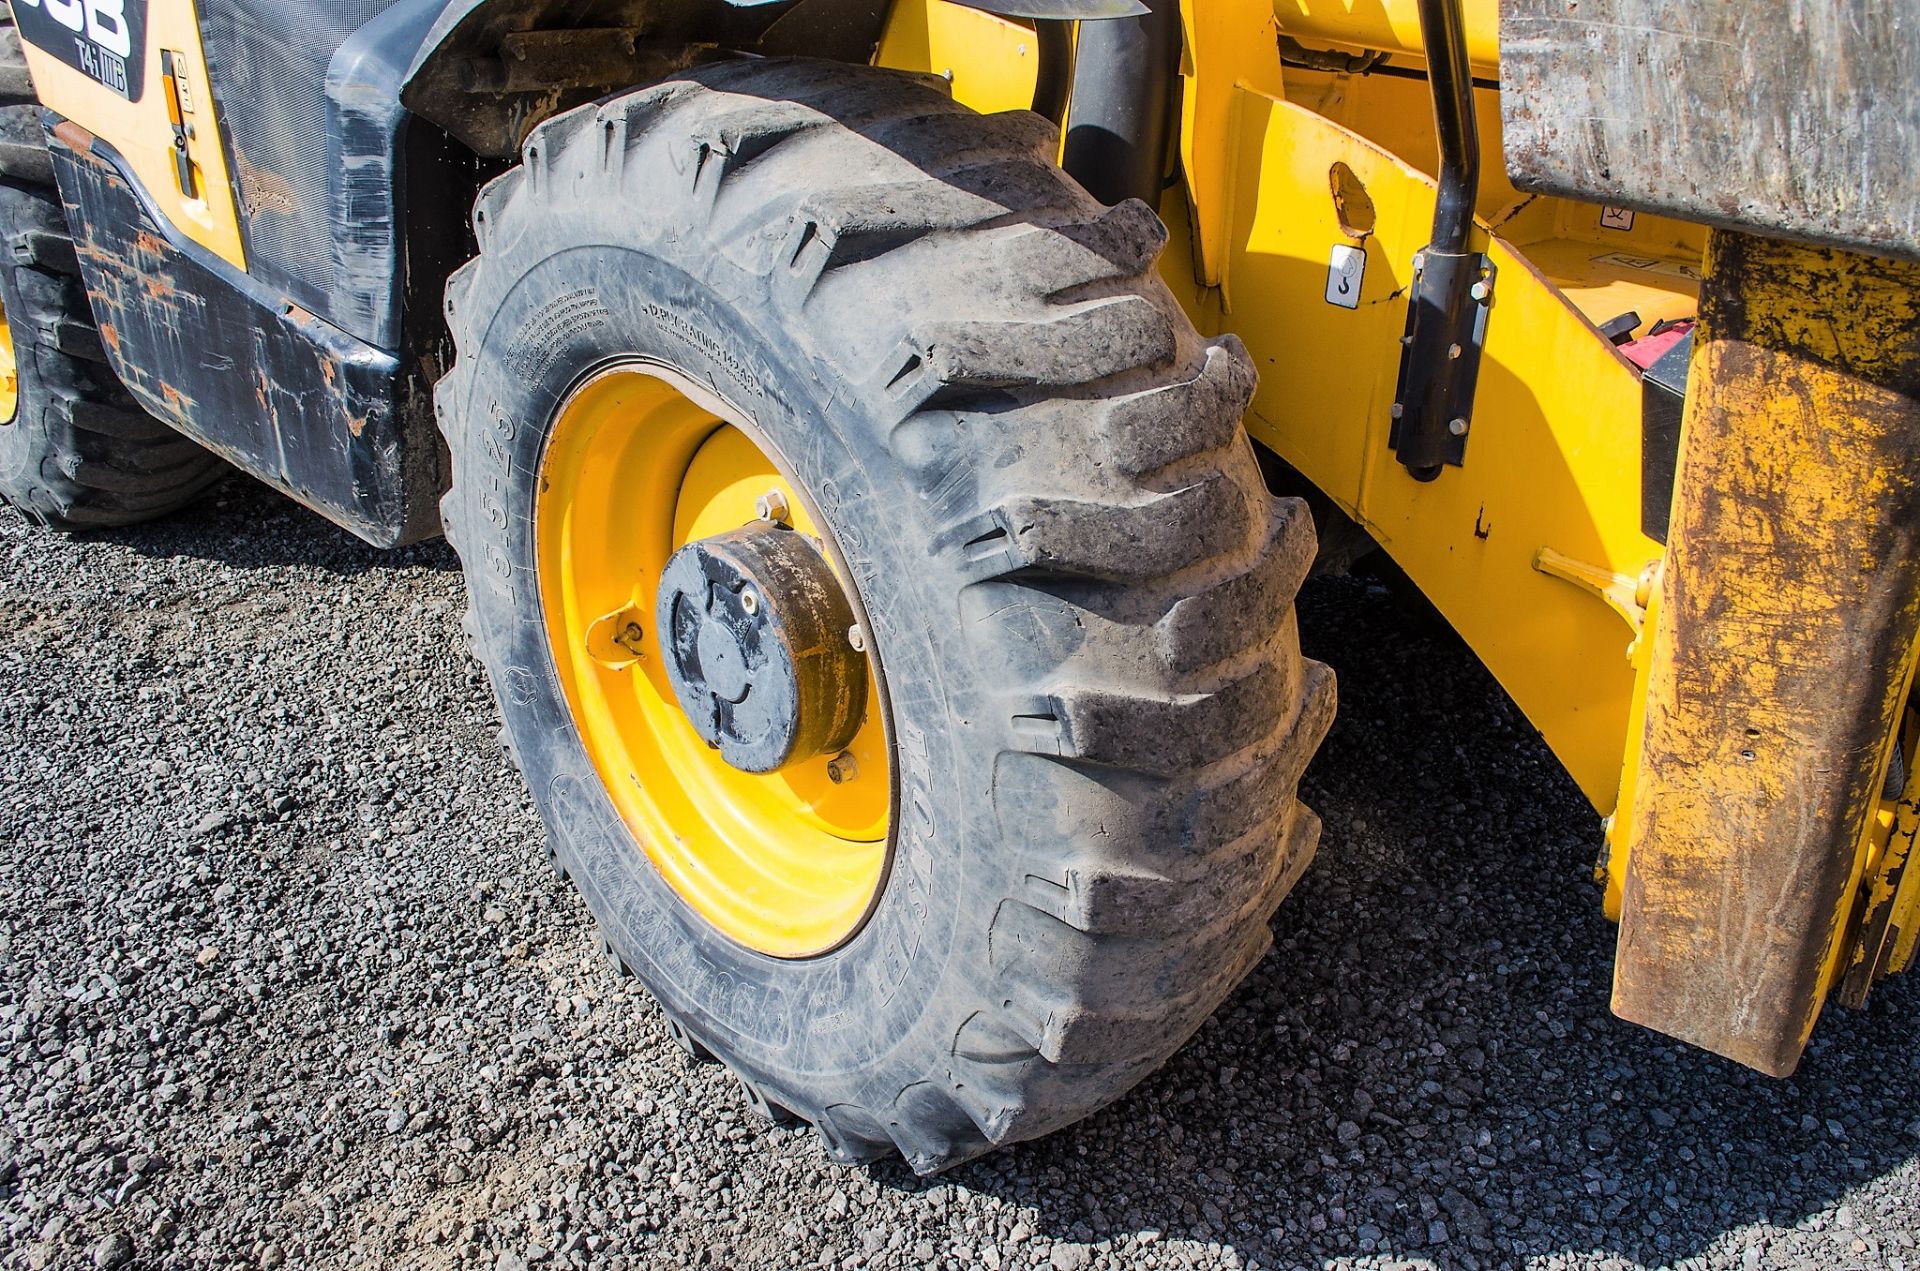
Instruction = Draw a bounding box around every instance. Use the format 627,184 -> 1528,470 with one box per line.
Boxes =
1060,0 -> 1179,209
1389,0 -> 1490,481
1389,251 -> 1495,477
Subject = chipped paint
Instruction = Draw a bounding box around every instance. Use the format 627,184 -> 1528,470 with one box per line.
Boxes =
49,137 -> 439,547
1614,231 -> 1920,1076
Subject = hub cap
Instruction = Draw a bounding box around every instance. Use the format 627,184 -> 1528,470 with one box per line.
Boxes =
657,525 -> 868,774
535,364 -> 893,959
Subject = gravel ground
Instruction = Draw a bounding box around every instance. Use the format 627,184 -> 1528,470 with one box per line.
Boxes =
2,475 -> 1918,1271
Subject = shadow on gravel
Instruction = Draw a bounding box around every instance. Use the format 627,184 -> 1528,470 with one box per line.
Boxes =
58,471 -> 1918,1270
908,574 -> 1920,1270
90,474 -> 460,577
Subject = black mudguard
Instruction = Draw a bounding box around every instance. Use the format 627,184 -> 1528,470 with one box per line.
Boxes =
49,129 -> 439,546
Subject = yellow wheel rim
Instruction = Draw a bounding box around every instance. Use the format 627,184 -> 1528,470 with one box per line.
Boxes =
536,364 -> 893,958
0,295 -> 18,423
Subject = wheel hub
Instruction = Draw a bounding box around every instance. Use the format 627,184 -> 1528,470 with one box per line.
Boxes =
657,522 -> 867,774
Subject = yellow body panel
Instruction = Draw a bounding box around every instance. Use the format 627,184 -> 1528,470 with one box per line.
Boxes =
16,0 -> 245,268
875,0 -> 1039,114
1273,0 -> 1499,70
1216,90 -> 1662,804
889,0 -> 1919,1040
1177,1 -> 1286,286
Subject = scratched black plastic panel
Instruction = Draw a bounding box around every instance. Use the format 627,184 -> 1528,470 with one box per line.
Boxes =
196,1 -> 400,322
48,136 -> 440,547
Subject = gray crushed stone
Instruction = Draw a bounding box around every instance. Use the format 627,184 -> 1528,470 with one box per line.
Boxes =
2,477 -> 1916,1270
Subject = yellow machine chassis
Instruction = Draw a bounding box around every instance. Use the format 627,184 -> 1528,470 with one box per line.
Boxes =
878,0 -> 1920,1043
881,0 -> 1684,843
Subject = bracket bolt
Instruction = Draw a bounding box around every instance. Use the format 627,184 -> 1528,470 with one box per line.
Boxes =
1470,279 -> 1492,302
847,624 -> 867,653
1448,342 -> 1463,360
1390,403 -> 1405,419
1448,417 -> 1469,436
826,750 -> 859,784
755,489 -> 790,524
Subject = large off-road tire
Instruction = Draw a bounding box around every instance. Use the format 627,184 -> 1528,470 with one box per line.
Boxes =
0,16 -> 224,527
437,59 -> 1335,1173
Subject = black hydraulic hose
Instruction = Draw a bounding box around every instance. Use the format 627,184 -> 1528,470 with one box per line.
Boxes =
1060,0 -> 1179,208
1416,0 -> 1479,253
1032,20 -> 1074,126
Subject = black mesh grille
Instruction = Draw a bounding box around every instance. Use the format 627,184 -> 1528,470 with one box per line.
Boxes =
197,2 -> 398,315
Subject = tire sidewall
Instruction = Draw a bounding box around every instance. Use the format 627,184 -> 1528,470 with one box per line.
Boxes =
447,230 -> 1001,1122
0,185 -> 54,483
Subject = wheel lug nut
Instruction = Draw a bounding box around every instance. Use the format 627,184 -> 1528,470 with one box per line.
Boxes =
825,751 -> 858,784
740,588 -> 759,615
755,489 -> 790,524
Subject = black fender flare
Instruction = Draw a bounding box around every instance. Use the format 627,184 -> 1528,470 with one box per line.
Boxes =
397,0 -> 1148,155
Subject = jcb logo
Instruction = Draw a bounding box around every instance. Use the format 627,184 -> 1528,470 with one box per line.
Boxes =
16,0 -> 131,57
13,0 -> 147,100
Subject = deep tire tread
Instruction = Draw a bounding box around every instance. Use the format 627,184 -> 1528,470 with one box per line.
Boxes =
439,59 -> 1333,1175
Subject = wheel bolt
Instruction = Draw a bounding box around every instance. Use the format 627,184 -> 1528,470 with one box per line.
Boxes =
826,751 -> 858,784
755,489 -> 790,524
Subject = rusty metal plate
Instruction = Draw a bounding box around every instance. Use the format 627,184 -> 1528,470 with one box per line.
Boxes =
1614,232 -> 1920,1076
1500,1 -> 1920,262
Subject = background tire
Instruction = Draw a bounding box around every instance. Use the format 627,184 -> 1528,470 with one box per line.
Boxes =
0,15 -> 224,528
437,60 -> 1334,1173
